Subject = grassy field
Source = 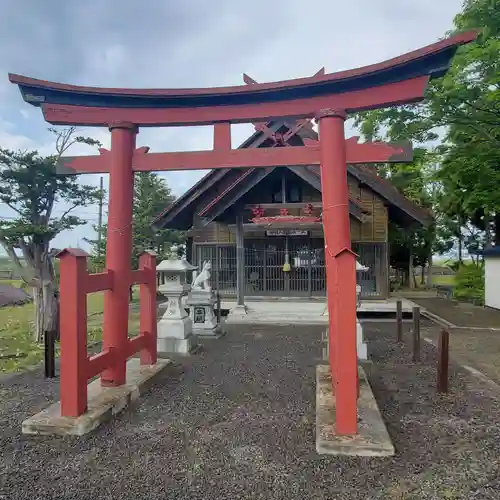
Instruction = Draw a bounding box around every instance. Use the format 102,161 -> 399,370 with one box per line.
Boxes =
0,279 -> 25,288
0,290 -> 141,373
429,274 -> 455,286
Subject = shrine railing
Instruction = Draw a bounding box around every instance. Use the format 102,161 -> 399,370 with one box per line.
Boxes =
57,249 -> 158,418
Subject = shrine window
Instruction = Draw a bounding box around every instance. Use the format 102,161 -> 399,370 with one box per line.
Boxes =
271,189 -> 283,203
287,183 -> 302,203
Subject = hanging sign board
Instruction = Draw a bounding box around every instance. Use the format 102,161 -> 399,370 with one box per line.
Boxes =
265,229 -> 309,237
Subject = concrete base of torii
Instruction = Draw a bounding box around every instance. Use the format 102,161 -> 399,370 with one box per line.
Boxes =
315,364 -> 394,456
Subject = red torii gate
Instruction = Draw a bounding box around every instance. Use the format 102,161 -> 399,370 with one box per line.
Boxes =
9,30 -> 475,436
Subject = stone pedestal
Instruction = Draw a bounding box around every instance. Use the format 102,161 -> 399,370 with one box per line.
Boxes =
156,258 -> 199,355
356,319 -> 367,360
356,261 -> 368,360
321,322 -> 367,361
228,304 -> 248,316
187,289 -> 223,337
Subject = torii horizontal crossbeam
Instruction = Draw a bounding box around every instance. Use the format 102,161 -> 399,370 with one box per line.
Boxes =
57,137 -> 412,175
8,31 -> 476,127
40,78 -> 428,127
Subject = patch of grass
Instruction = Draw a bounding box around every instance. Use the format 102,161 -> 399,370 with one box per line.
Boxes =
432,274 -> 456,286
0,290 -> 141,373
0,279 -> 24,288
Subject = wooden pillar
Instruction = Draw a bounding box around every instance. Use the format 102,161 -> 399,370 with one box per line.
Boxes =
139,251 -> 158,366
102,122 -> 137,387
236,214 -> 245,307
317,108 -> 358,435
58,249 -> 89,417
408,243 -> 414,289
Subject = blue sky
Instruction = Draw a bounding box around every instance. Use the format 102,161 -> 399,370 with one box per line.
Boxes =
0,0 -> 464,252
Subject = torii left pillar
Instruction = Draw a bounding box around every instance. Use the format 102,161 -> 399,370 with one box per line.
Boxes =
101,121 -> 137,387
317,109 -> 358,435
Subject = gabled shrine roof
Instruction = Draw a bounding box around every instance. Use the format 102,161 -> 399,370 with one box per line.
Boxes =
153,121 -> 432,231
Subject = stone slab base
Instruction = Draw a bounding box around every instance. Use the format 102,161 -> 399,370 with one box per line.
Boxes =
196,324 -> 226,339
158,335 -> 199,355
227,304 -> 248,317
22,358 -> 171,436
357,321 -> 368,360
316,364 -> 394,457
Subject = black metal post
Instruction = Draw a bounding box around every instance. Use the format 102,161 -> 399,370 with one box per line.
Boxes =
44,330 -> 56,378
412,306 -> 421,362
216,290 -> 221,325
437,328 -> 450,393
396,299 -> 403,342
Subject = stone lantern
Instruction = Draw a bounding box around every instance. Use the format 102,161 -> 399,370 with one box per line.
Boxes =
156,257 -> 198,354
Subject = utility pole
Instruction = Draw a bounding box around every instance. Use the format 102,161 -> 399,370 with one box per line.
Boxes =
97,176 -> 104,257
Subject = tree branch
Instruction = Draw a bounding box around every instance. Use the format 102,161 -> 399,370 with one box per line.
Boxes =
57,203 -> 80,222
0,234 -> 37,286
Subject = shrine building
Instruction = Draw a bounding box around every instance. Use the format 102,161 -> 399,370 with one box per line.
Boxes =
153,119 -> 431,300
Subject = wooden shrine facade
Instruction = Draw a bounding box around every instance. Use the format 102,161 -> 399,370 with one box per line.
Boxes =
154,120 -> 432,299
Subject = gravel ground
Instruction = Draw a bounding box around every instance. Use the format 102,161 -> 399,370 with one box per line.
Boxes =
0,284 -> 30,308
0,322 -> 499,500
422,323 -> 500,385
412,297 -> 500,328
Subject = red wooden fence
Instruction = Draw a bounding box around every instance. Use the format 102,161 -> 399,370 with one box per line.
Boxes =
57,249 -> 157,417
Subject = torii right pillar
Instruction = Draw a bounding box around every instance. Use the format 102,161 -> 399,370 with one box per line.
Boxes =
317,108 -> 358,435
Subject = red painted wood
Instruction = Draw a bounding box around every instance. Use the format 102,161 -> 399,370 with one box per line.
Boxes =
9,31 -> 476,97
318,110 -> 358,435
58,250 -> 88,417
41,77 -> 429,126
87,349 -> 113,380
139,252 -> 157,365
85,270 -> 113,293
125,334 -> 147,358
243,69 -> 324,132
101,123 -> 137,387
59,138 -> 409,175
214,123 -> 231,150
250,215 -> 321,224
131,269 -> 149,285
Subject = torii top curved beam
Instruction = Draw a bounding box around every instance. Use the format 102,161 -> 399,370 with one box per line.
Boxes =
9,31 -> 476,127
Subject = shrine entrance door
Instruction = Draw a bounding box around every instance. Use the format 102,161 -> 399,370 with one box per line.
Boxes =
245,235 -> 325,297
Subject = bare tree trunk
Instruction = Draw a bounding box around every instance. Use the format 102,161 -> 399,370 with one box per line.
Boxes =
494,213 -> 500,246
458,234 -> 463,263
484,213 -> 492,249
408,245 -> 415,289
33,280 -> 59,343
426,252 -> 433,289
420,265 -> 425,286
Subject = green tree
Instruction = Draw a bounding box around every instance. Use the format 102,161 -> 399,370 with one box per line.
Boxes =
0,128 -> 101,341
131,172 -> 184,266
87,172 -> 184,275
354,0 -> 500,261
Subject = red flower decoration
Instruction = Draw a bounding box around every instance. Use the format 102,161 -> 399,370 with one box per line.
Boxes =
280,208 -> 289,216
251,205 -> 265,218
303,204 -> 313,215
